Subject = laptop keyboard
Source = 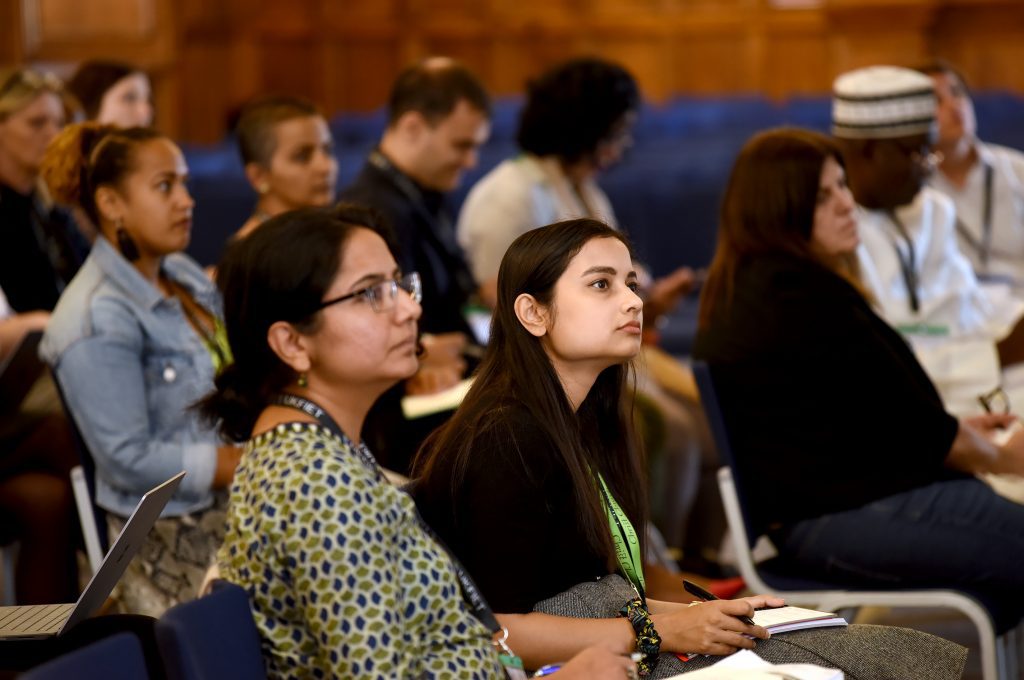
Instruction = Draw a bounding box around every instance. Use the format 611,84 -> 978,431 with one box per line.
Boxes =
0,604 -> 75,635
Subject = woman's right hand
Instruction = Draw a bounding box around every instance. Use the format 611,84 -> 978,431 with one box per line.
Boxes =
212,445 -> 243,489
555,646 -> 639,680
652,599 -> 770,656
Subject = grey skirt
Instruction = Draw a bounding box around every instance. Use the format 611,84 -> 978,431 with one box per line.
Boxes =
533,575 -> 967,680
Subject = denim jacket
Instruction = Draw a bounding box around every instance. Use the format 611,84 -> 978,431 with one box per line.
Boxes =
41,237 -> 223,517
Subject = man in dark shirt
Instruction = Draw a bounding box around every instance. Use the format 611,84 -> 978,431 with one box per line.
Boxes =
340,58 -> 491,472
340,57 -> 490,339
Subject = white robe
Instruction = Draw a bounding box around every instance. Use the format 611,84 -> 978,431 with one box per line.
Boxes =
457,154 -> 617,283
928,141 -> 1024,292
856,187 -> 1024,415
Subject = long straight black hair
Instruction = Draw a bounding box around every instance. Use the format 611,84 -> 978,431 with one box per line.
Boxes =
413,218 -> 647,567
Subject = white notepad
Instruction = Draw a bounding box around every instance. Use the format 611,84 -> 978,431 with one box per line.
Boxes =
666,649 -> 843,679
753,605 -> 848,634
401,378 -> 474,419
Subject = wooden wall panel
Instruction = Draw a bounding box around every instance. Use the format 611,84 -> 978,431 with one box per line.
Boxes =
8,0 -> 1024,143
321,38 -> 403,114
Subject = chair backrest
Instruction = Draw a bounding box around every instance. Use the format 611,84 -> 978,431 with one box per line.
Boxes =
156,580 -> 268,680
50,370 -> 110,555
691,360 -> 759,549
21,632 -> 149,680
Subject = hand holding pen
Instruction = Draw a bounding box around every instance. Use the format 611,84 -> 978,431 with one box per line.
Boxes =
631,580 -> 783,657
683,580 -> 757,625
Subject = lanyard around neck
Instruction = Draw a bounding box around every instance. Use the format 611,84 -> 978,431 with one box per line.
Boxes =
885,210 -> 920,313
596,473 -> 646,600
368,149 -> 445,228
953,162 -> 995,269
272,392 -> 502,635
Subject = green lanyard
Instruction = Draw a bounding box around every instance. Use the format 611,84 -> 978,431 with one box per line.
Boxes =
596,473 -> 646,597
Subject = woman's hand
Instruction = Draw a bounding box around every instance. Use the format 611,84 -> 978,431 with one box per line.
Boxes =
964,412 -> 1017,435
652,597 -> 775,656
996,422 -> 1024,476
556,646 -> 640,680
406,332 -> 469,395
950,416 -> 1024,476
643,267 -> 696,321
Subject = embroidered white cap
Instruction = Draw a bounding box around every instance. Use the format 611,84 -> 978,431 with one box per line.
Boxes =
832,66 -> 936,139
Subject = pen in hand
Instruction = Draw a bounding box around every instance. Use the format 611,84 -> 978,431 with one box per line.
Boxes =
683,579 -> 756,626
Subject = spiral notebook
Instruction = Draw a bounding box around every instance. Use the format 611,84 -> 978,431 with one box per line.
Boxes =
753,605 -> 848,634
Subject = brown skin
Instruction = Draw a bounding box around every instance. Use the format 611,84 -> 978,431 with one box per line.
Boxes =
837,133 -> 933,211
93,138 -> 244,487
930,70 -> 978,189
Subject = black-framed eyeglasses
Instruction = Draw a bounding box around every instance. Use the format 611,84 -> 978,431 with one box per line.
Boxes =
316,272 -> 422,314
978,386 -> 1010,415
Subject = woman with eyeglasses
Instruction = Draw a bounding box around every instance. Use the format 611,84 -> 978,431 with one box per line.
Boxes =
200,204 -> 639,679
693,127 -> 1024,634
39,122 -> 243,617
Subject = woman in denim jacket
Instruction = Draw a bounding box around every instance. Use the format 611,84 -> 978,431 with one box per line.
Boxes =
39,123 -> 242,616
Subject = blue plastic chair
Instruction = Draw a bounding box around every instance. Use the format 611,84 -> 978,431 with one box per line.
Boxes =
21,632 -> 149,680
155,580 -> 267,680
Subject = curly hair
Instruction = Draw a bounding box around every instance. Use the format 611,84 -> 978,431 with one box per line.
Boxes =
516,58 -> 639,165
42,122 -> 163,224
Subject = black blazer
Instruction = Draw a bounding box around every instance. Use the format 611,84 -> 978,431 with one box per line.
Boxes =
693,253 -> 962,536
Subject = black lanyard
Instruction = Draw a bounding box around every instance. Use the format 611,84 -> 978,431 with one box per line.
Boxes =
272,393 -> 502,634
954,162 -> 995,268
885,210 -> 920,313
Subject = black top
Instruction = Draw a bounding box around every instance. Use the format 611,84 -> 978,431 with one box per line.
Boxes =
414,401 -> 609,614
0,183 -> 88,313
692,253 -> 963,536
339,151 -> 477,337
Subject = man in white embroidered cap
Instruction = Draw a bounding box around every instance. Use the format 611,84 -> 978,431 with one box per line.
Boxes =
833,65 -> 1024,417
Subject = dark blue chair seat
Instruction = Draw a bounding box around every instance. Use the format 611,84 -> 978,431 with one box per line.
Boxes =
21,633 -> 148,680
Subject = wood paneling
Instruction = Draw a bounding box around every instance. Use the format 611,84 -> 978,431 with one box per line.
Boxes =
9,0 -> 1024,143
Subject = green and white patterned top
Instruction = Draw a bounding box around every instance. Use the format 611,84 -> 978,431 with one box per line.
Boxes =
218,422 -> 503,679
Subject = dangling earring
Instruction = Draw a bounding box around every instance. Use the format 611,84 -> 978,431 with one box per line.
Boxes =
297,372 -> 308,388
257,182 -> 270,194
115,219 -> 140,262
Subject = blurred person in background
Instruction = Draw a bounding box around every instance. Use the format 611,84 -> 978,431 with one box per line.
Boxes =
232,95 -> 338,240
41,122 -> 242,617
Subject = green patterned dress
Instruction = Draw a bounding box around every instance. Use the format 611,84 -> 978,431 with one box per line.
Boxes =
217,422 -> 503,679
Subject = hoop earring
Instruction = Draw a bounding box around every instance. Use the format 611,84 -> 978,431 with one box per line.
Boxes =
115,220 -> 140,262
297,372 -> 308,388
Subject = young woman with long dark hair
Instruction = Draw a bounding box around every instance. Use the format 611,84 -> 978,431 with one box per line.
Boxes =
200,205 -> 640,679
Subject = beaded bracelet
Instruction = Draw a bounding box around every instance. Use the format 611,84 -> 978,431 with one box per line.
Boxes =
618,597 -> 662,676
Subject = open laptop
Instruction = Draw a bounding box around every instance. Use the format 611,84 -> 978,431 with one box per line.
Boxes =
0,330 -> 44,413
0,471 -> 185,639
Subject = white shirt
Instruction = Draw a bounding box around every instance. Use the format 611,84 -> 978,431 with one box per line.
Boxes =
929,141 -> 1024,289
856,187 -> 1024,415
457,154 -> 618,283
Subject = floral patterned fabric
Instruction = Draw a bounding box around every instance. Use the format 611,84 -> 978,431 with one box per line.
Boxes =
218,422 -> 503,679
